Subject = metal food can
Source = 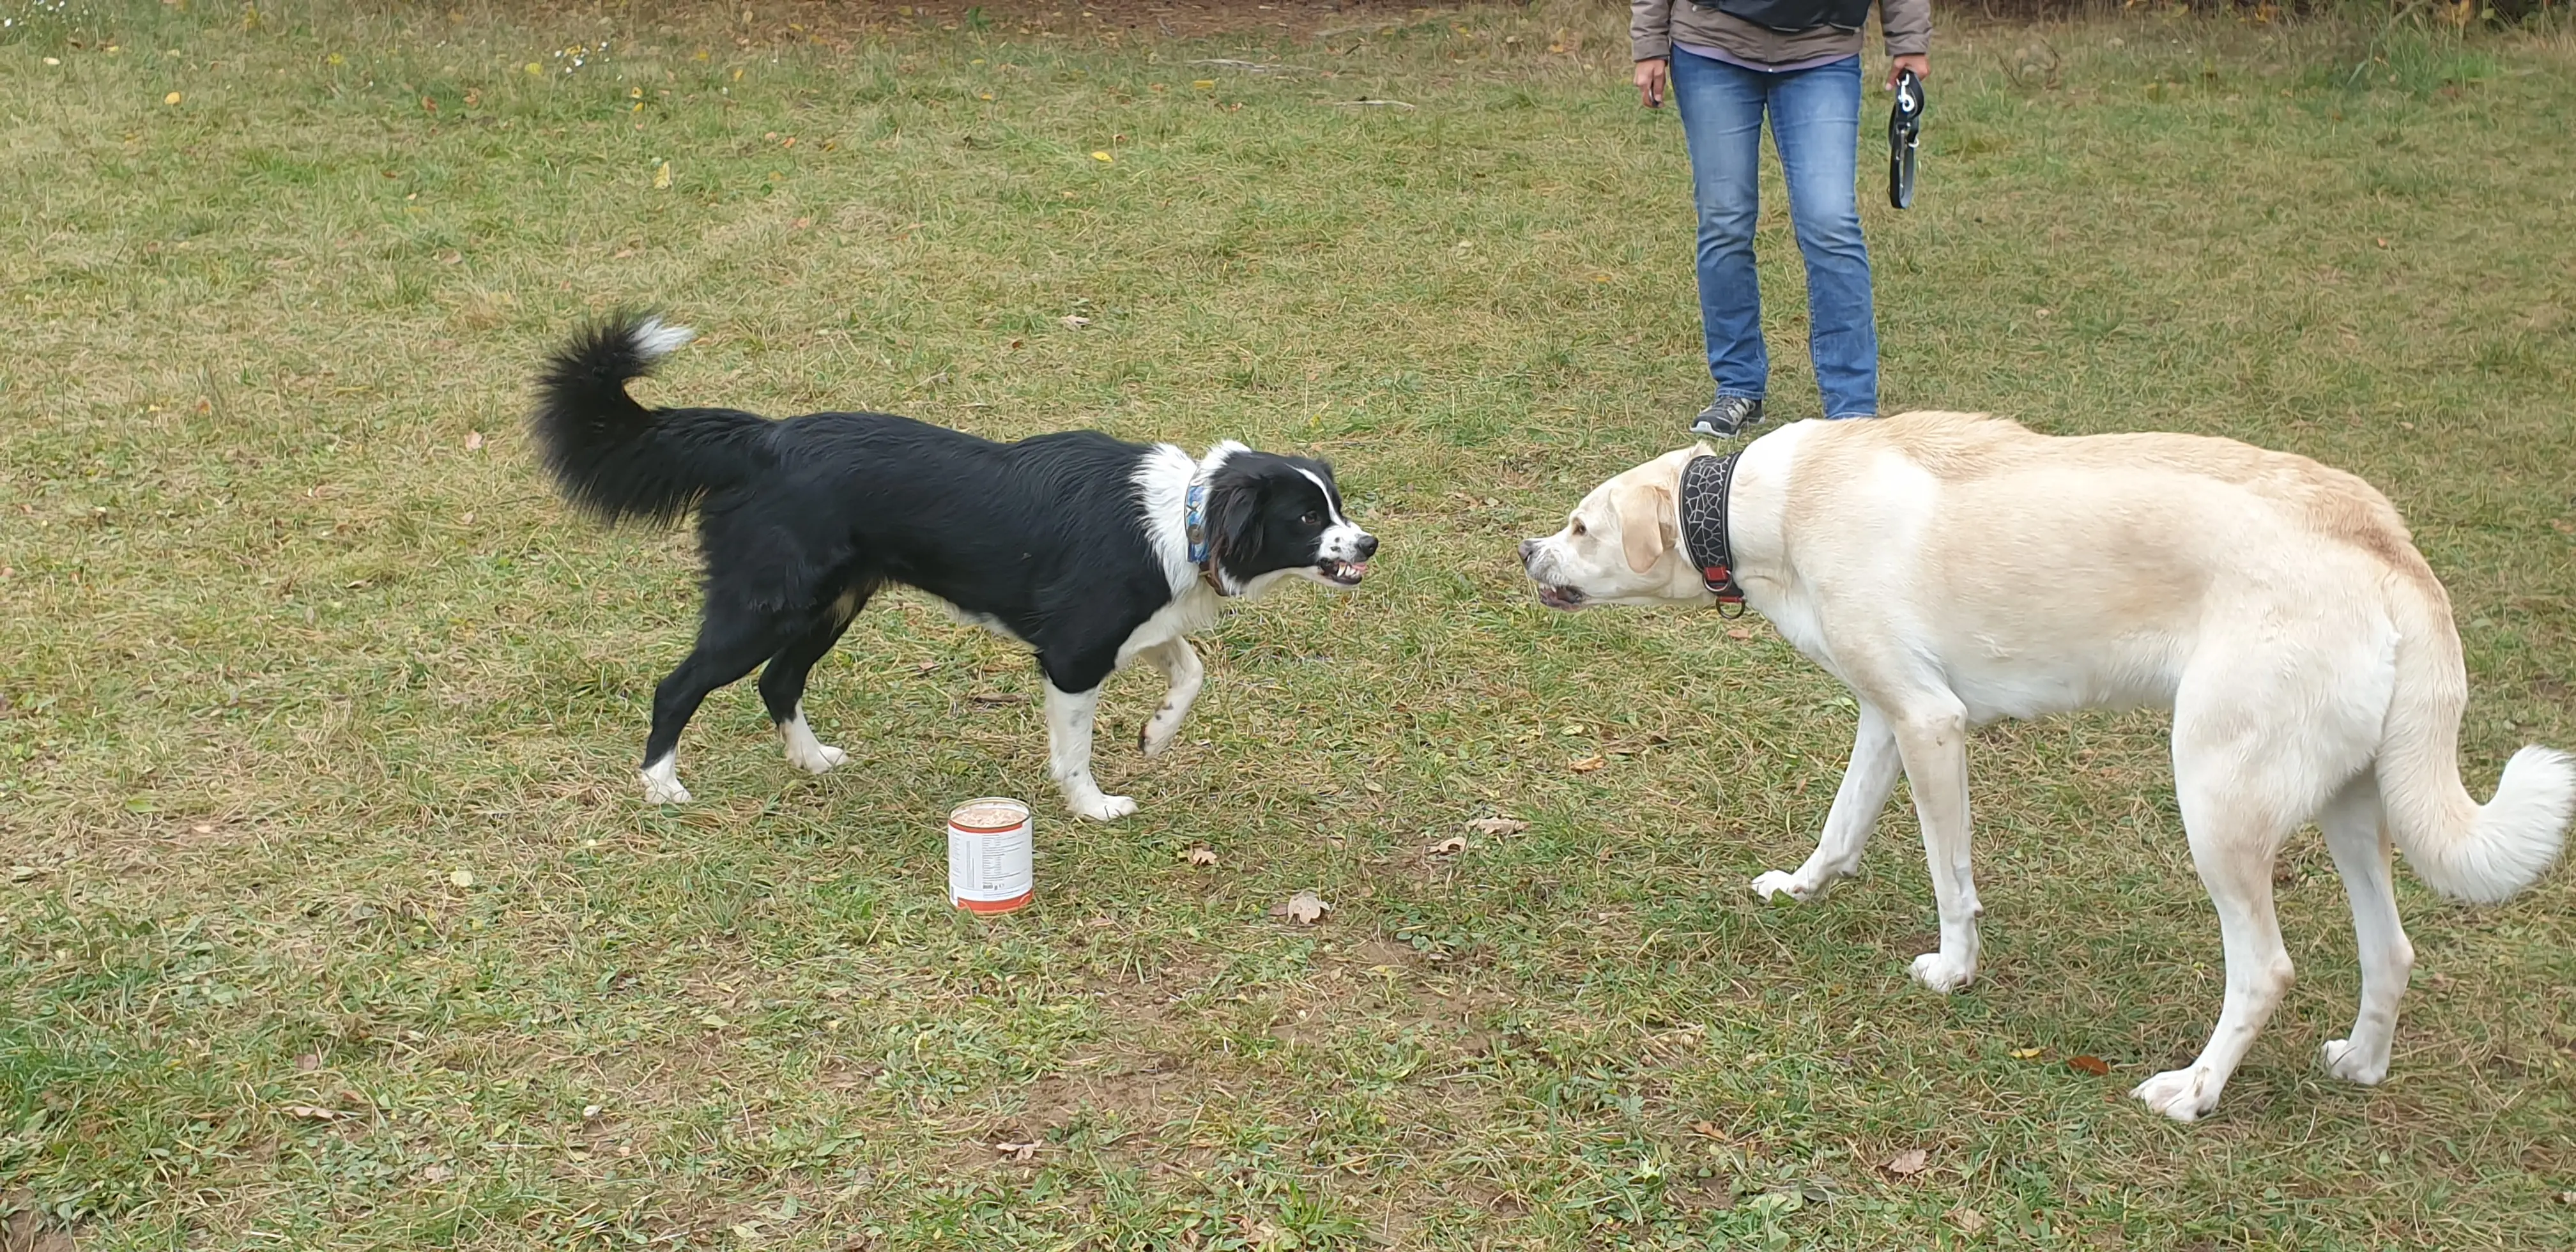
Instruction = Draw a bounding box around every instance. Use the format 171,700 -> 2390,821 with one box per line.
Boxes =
947,797 -> 1034,914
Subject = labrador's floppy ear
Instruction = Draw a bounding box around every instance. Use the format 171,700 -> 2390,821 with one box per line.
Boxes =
1610,480 -> 1675,575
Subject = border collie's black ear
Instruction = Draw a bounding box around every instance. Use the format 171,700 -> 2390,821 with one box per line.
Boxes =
1204,471 -> 1266,575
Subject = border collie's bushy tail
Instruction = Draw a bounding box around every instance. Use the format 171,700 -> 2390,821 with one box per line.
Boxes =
529,314 -> 774,525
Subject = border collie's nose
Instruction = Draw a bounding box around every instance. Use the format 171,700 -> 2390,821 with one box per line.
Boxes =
1356,533 -> 1379,560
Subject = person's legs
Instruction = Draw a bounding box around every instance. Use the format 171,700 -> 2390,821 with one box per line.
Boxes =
1769,57 -> 1879,419
1666,49 -> 1769,408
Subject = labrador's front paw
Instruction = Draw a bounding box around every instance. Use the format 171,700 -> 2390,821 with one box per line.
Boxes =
1907,950 -> 1975,993
1751,870 -> 1821,902
2131,1066 -> 2221,1122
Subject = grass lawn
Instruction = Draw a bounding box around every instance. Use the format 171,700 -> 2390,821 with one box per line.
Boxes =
4,1 -> 2573,1247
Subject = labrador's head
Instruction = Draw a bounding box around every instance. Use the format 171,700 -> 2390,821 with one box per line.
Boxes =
1517,445 -> 1716,610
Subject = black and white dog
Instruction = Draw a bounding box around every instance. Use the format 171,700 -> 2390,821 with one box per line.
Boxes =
530,316 -> 1377,820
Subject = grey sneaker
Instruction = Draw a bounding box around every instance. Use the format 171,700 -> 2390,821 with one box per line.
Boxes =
1690,395 -> 1765,438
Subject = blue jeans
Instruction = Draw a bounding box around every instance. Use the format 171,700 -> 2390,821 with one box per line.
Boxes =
1669,48 -> 1878,419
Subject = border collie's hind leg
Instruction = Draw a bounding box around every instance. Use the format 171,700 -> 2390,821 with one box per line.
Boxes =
1136,637 -> 1204,758
761,588 -> 871,775
641,608 -> 809,804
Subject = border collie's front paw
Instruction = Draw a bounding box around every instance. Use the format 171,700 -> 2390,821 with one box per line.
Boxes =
1070,793 -> 1138,821
787,741 -> 848,774
641,772 -> 694,805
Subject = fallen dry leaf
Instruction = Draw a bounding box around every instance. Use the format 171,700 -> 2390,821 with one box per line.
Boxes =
1690,1120 -> 1729,1141
1060,314 -> 1091,329
968,691 -> 1027,705
1726,627 -> 1752,640
164,91 -> 182,105
417,1163 -> 453,1183
1569,755 -> 1606,773
1271,889 -> 1330,925
996,1140 -> 1039,1161
2067,1055 -> 2110,1076
283,1104 -> 344,1121
2010,1046 -> 2044,1060
1427,836 -> 1467,856
1883,1148 -> 1929,1177
1090,149 -> 1113,162
1949,1205 -> 1987,1235
463,431 -> 484,451
447,868 -> 473,888
1467,816 -> 1528,836
652,160 -> 673,189
1229,1215 -> 1287,1246
1182,846 -> 1218,867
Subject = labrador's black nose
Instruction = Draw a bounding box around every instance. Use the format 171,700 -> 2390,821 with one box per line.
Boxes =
1517,538 -> 1539,566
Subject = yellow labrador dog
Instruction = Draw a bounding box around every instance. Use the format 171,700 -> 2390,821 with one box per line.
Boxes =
1519,411 -> 2570,1121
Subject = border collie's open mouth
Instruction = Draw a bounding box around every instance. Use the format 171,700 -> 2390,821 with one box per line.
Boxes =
1317,559 -> 1367,586
1535,583 -> 1586,611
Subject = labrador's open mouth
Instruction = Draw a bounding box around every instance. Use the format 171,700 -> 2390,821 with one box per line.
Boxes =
1535,583 -> 1585,610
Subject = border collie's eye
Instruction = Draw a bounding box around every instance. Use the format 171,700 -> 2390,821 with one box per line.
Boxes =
1570,519 -> 1587,537
1300,510 -> 1322,527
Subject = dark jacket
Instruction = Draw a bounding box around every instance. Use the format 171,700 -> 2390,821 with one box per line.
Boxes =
1632,0 -> 1931,66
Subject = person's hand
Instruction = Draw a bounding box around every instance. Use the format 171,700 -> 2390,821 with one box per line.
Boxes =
1887,54 -> 1929,91
1636,57 -> 1669,109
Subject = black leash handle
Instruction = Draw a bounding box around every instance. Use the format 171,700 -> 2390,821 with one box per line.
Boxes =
1888,68 -> 1923,210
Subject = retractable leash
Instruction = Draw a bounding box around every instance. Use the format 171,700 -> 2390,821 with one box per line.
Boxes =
1888,68 -> 1924,210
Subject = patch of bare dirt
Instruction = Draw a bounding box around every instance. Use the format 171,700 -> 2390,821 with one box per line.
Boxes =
0,1199 -> 77,1252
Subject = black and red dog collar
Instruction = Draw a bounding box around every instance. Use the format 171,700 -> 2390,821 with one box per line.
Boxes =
1678,452 -> 1746,610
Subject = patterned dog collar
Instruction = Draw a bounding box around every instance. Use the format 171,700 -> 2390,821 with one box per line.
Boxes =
1183,478 -> 1231,595
1678,452 -> 1745,609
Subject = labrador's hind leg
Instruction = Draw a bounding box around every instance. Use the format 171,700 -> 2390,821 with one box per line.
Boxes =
2317,772 -> 2412,1085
